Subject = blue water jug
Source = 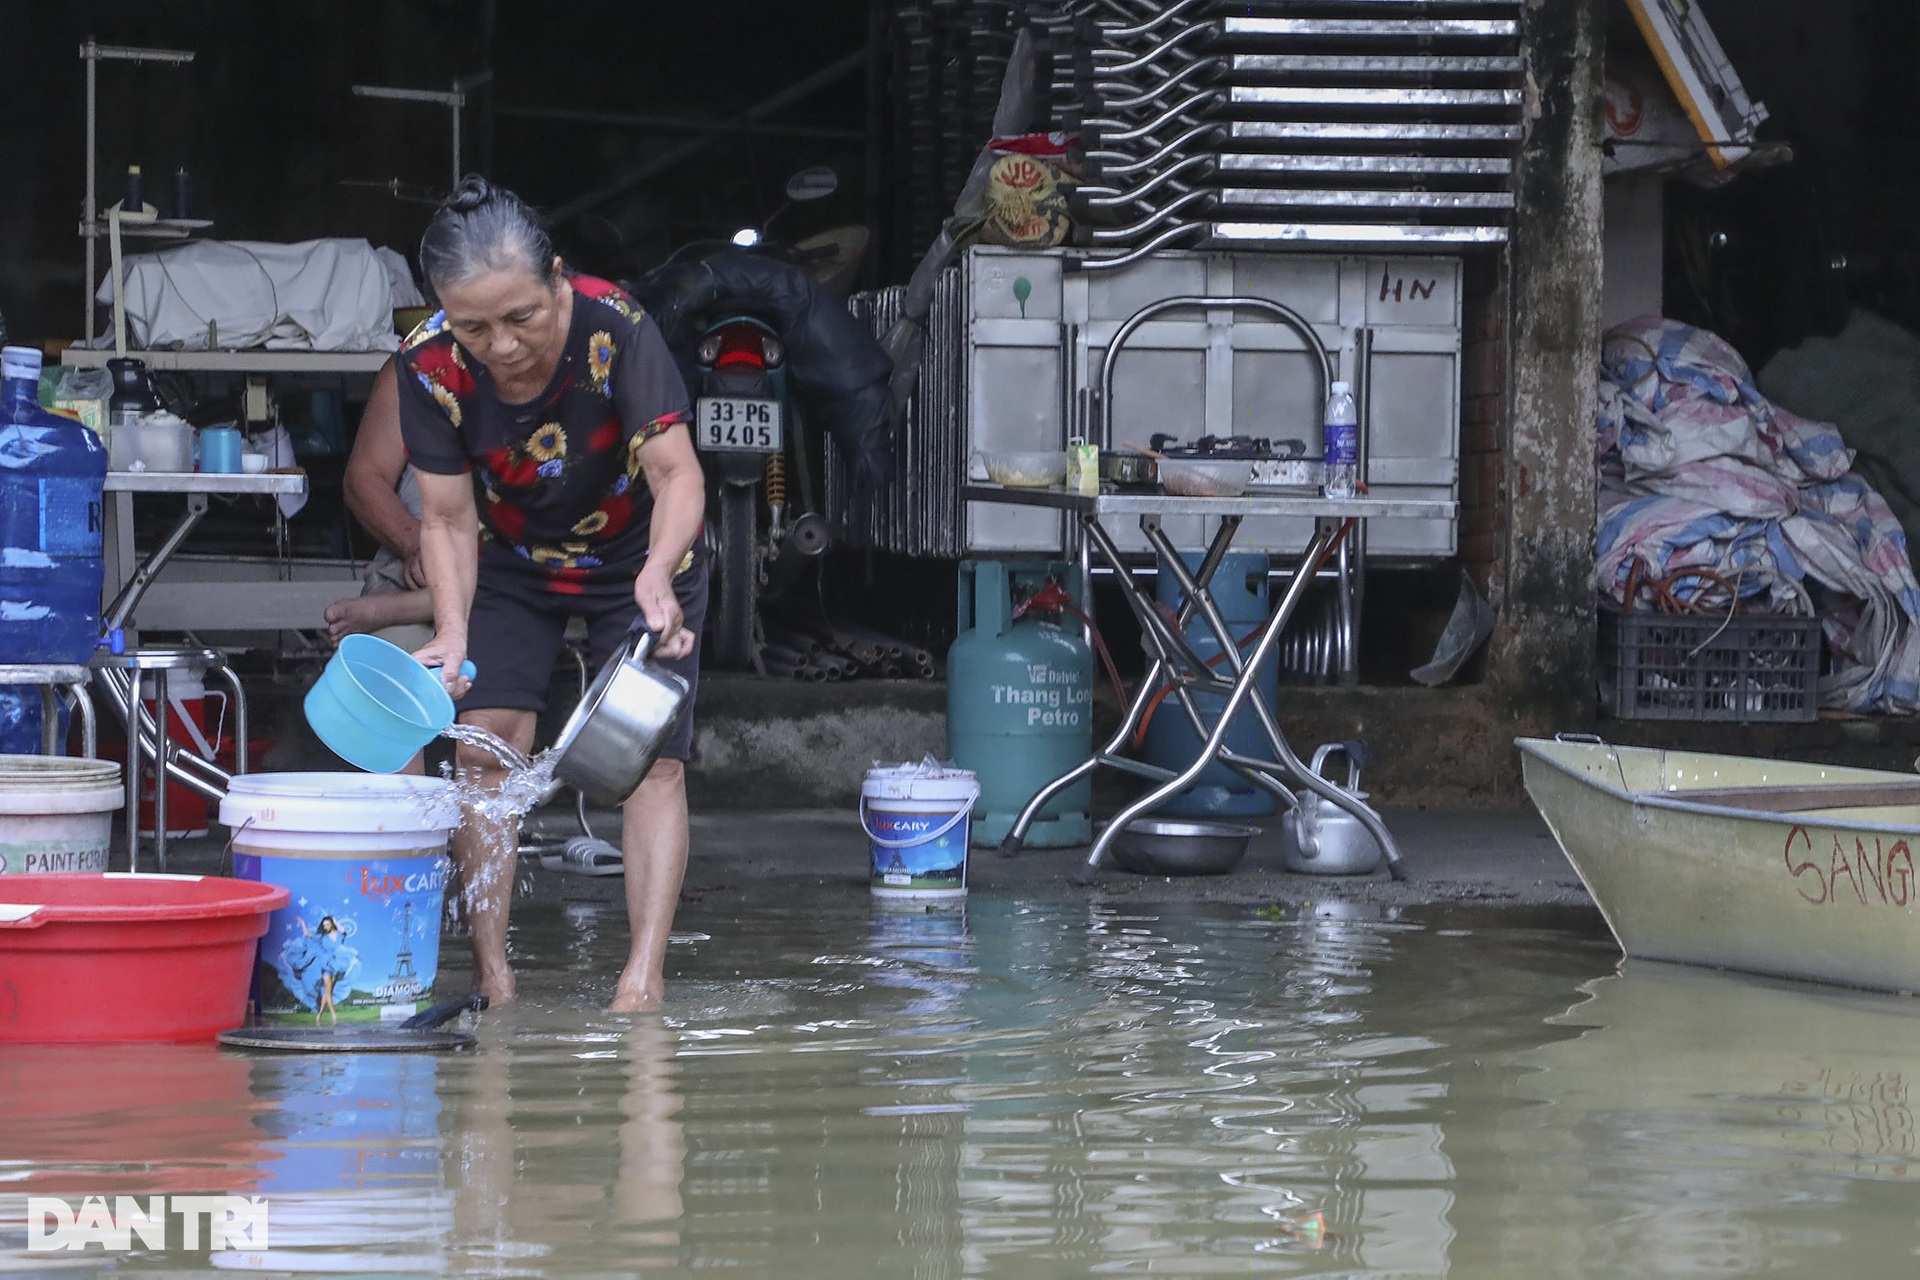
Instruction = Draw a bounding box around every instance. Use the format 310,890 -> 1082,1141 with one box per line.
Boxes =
1140,552 -> 1280,817
0,686 -> 70,754
0,347 -> 108,663
947,561 -> 1093,848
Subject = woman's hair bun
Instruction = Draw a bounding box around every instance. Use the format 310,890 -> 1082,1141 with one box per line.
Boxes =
444,174 -> 494,215
418,175 -> 553,290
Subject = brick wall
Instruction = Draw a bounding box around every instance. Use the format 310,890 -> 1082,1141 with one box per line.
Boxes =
1458,253 -> 1509,594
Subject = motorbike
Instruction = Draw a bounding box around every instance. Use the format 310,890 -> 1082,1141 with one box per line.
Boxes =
631,168 -> 894,671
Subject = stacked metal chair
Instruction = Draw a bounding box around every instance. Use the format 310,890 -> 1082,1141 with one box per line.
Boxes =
1065,0 -> 1527,266
885,0 -> 1527,273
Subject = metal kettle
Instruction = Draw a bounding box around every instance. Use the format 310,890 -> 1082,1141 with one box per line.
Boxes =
106,356 -> 164,416
548,622 -> 691,807
1280,741 -> 1382,876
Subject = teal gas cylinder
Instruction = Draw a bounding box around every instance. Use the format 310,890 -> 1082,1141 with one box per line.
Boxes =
947,561 -> 1093,848
1140,552 -> 1279,818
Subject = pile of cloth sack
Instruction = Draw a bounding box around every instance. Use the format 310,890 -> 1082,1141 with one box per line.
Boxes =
1595,315 -> 1920,714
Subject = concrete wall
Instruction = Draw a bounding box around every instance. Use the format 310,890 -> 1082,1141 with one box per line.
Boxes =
1485,0 -> 1608,736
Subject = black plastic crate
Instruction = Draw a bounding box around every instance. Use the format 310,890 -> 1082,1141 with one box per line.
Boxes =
1599,606 -> 1823,722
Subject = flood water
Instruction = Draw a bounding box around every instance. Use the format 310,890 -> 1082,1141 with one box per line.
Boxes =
7,891 -> 1920,1276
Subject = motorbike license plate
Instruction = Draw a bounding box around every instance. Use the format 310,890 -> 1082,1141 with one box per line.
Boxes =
696,397 -> 783,451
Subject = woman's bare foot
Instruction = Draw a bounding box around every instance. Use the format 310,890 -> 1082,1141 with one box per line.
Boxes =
474,965 -> 517,1004
608,963 -> 663,1013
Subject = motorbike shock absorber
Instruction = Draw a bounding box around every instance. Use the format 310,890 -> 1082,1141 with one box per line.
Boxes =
764,450 -> 787,540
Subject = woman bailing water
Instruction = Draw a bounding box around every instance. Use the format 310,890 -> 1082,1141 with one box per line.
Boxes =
400,176 -> 707,1012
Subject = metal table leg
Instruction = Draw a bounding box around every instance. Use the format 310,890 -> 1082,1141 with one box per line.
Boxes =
1162,518 -> 1405,878
37,689 -> 58,756
995,513 -> 1239,859
1072,522 -> 1340,881
1144,515 -> 1405,880
152,668 -> 169,871
992,505 -> 1405,883
73,686 -> 97,758
124,667 -> 142,873
210,661 -> 249,776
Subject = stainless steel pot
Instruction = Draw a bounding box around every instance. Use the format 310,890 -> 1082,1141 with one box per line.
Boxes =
1099,450 -> 1157,487
549,623 -> 691,807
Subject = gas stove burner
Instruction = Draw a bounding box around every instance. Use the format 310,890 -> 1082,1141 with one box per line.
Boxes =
1149,433 -> 1308,460
1147,433 -> 1323,492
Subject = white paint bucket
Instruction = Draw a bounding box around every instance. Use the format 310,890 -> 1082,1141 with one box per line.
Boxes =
861,763 -> 980,899
220,773 -> 459,1023
0,756 -> 123,875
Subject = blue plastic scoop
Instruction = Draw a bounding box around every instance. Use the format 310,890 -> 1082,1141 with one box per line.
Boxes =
305,634 -> 477,773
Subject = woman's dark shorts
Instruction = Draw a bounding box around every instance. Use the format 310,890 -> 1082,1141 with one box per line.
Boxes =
457,551 -> 708,761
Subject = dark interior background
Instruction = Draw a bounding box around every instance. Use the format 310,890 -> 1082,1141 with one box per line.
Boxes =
0,0 -> 1916,679
0,0 -> 874,347
1665,0 -> 1920,368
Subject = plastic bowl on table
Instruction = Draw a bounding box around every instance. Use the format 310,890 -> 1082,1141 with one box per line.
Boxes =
1158,459 -> 1254,498
977,450 -> 1068,488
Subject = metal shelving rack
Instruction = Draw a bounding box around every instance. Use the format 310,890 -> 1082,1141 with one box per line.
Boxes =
78,40 -> 204,345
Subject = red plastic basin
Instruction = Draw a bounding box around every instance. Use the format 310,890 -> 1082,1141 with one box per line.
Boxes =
0,873 -> 290,1043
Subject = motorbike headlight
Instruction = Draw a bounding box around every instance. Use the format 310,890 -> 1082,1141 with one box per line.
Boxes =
760,334 -> 785,369
696,333 -> 722,365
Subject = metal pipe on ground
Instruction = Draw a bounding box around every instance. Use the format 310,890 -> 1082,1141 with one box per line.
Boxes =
813,653 -> 856,679
761,656 -> 813,681
765,628 -> 822,657
762,643 -> 812,668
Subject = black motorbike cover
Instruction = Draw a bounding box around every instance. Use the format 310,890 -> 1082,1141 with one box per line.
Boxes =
631,251 -> 895,487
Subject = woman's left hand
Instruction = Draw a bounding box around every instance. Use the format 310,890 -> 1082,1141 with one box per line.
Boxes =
635,568 -> 692,660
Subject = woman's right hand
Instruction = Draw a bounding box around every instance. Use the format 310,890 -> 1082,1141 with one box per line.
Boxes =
412,634 -> 474,699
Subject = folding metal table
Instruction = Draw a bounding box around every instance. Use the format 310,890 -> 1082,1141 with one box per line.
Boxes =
963,483 -> 1456,882
93,470 -> 302,869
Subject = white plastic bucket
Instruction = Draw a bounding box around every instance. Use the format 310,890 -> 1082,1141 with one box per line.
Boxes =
0,756 -> 123,875
861,764 -> 981,899
220,773 -> 459,1024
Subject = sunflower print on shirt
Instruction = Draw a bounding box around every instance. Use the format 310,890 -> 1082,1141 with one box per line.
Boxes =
526,422 -> 568,479
586,331 -> 616,393
409,328 -> 476,427
571,275 -> 646,325
401,311 -> 447,352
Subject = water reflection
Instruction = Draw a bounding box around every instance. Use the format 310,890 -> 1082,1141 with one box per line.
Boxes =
1485,959 -> 1920,1278
0,1041 -> 452,1275
439,1004 -> 687,1275
220,1053 -> 452,1273
19,898 -> 1920,1274
0,1044 -> 272,1196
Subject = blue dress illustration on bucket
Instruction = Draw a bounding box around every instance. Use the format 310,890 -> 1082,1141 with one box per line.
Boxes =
274,914 -> 361,1021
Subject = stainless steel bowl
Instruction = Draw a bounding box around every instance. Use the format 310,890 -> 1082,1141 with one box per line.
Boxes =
1106,819 -> 1260,876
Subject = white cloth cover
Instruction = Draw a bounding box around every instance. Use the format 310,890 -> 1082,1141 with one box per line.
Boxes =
94,238 -> 411,353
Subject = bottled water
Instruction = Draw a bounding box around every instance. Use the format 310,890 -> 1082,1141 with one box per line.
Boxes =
1322,379 -> 1358,500
0,347 -> 109,662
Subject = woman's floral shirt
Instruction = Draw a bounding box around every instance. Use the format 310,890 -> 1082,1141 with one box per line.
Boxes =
396,274 -> 690,593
